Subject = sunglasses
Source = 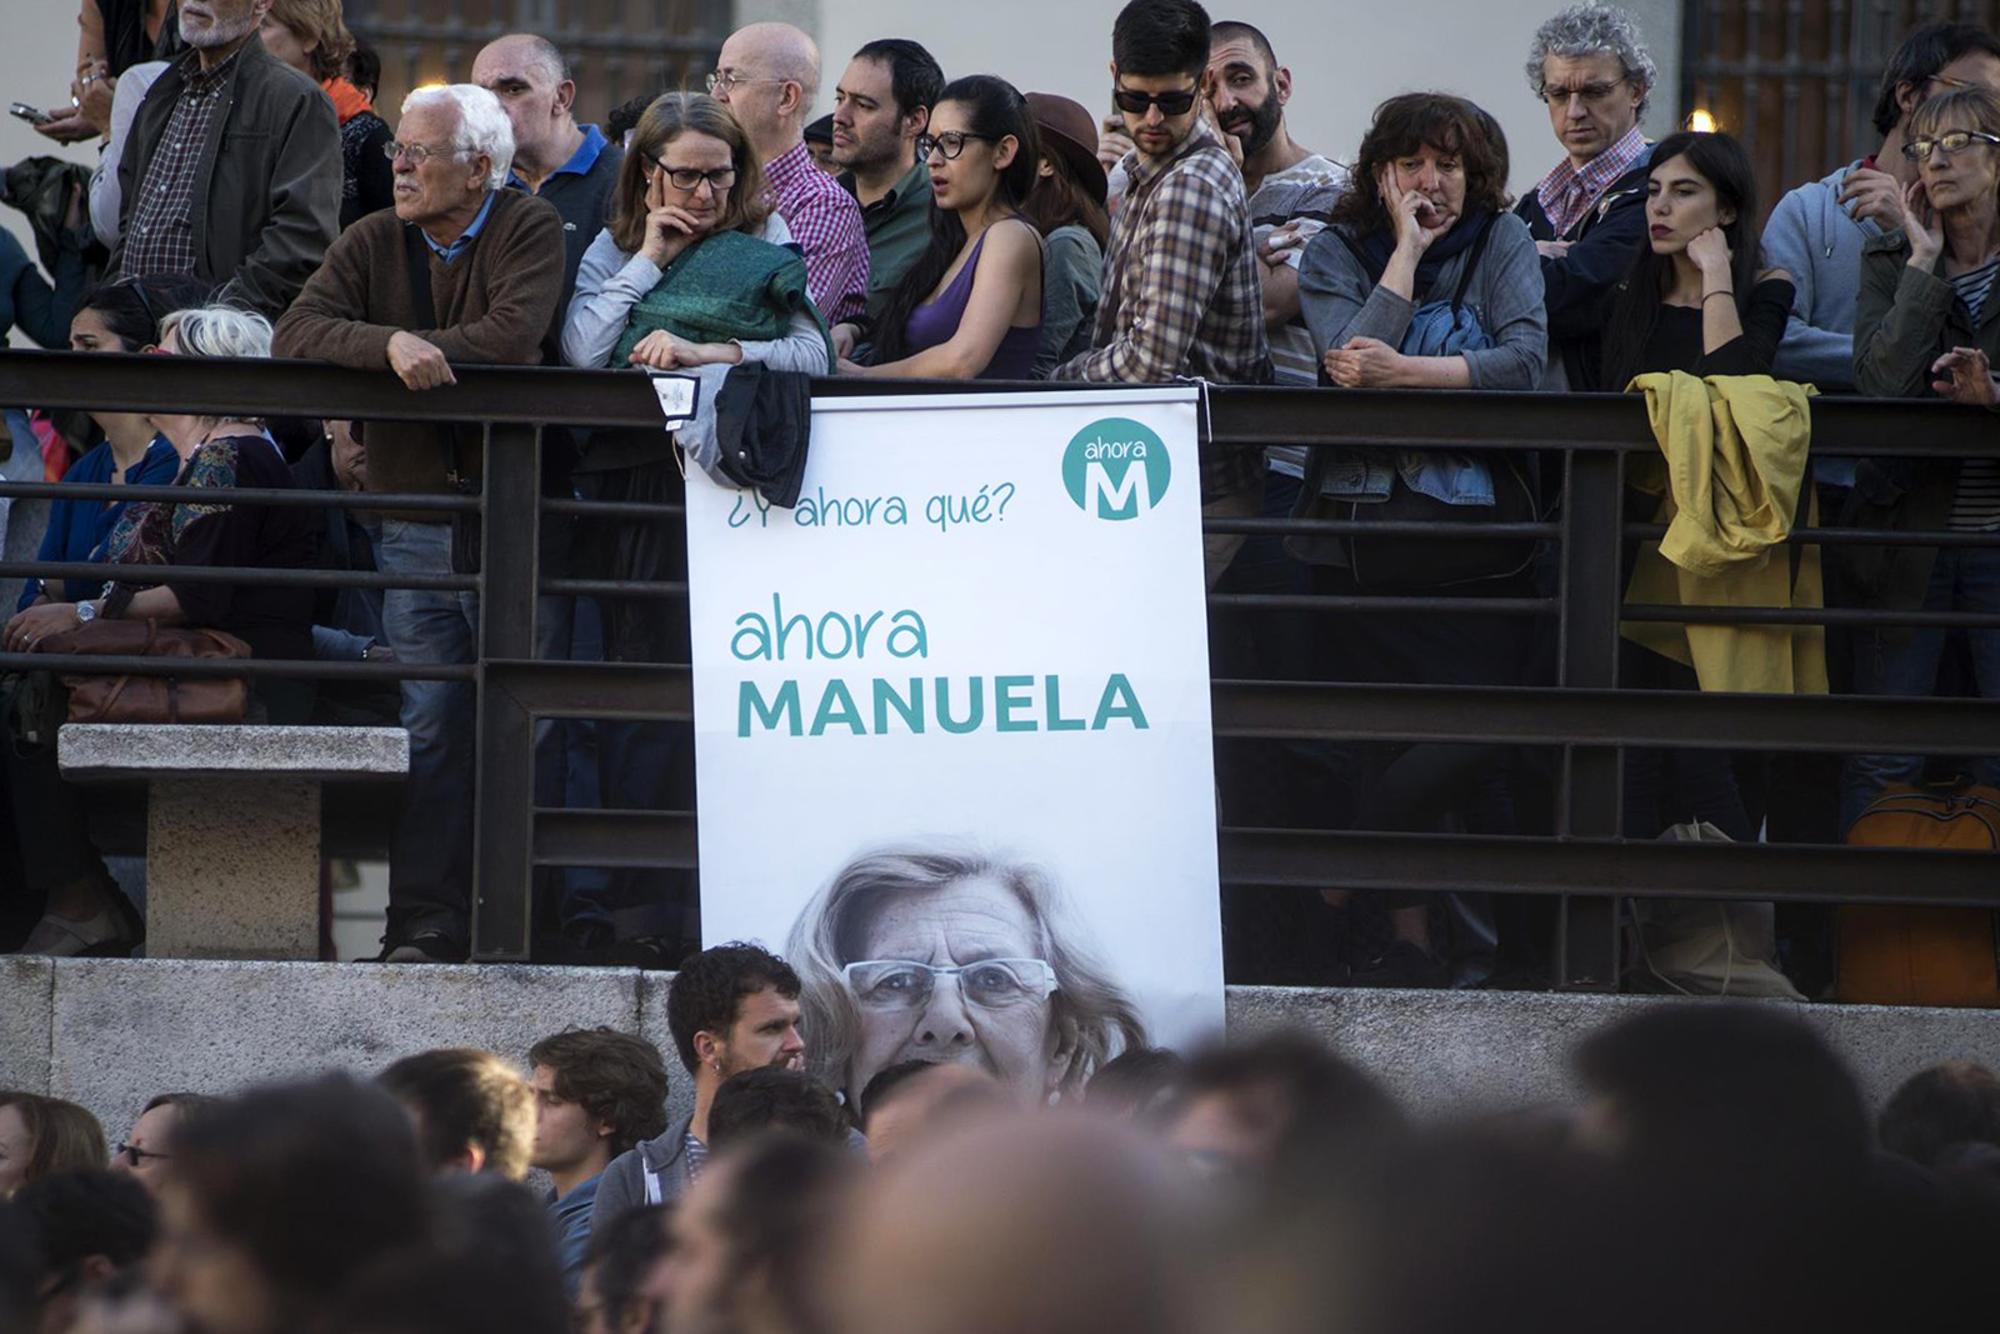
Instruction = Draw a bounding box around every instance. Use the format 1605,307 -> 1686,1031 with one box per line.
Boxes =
1113,84 -> 1200,117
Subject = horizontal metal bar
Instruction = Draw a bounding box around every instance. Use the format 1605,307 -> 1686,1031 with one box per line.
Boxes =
540,578 -> 689,600
1217,828 -> 2000,905
5,353 -> 1997,456
479,664 -> 2000,754
0,560 -> 477,591
0,650 -> 470,680
528,808 -> 2000,906
540,498 -> 686,519
1202,517 -> 1559,538
1623,522 -> 2000,549
1622,602 -> 2000,629
1209,593 -> 1556,615
0,481 -> 479,512
1210,679 -> 2000,753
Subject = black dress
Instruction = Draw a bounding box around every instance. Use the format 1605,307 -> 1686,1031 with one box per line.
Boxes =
1610,276 -> 1796,841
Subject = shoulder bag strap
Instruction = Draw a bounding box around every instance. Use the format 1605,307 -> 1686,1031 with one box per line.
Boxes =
402,223 -> 466,483
1448,215 -> 1498,314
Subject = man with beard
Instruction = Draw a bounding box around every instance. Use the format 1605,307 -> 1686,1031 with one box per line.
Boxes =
111,0 -> 340,318
590,944 -> 808,1224
830,38 -> 945,325
1206,21 -> 1346,480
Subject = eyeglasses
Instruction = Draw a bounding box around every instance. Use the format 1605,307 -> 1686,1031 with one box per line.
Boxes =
1902,129 -> 2000,161
706,70 -> 789,96
916,130 -> 998,161
382,140 -> 457,167
842,958 -> 1058,1010
1541,77 -> 1630,106
644,153 -> 737,191
115,1142 -> 171,1168
1112,84 -> 1200,117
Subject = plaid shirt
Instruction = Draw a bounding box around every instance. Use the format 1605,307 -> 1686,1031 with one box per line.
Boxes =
121,49 -> 241,281
763,140 -> 869,325
1534,125 -> 1649,240
1054,116 -> 1270,500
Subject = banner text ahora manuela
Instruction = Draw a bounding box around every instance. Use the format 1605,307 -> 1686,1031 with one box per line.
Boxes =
728,594 -> 1148,738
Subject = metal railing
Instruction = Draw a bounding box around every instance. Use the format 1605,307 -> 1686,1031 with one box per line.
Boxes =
3,350 -> 1998,987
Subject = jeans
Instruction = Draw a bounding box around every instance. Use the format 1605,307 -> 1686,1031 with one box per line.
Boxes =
1842,544 -> 2000,832
376,518 -> 571,946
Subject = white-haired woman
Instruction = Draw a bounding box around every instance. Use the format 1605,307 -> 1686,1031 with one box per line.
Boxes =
2,306 -> 320,958
786,844 -> 1147,1107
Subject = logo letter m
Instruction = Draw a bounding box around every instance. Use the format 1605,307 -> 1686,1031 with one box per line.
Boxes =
1083,460 -> 1152,519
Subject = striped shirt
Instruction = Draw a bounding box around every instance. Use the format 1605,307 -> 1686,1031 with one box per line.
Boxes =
764,140 -> 869,326
121,49 -> 240,281
684,1131 -> 709,1181
1251,154 -> 1348,476
1054,116 -> 1273,502
1948,258 -> 2000,532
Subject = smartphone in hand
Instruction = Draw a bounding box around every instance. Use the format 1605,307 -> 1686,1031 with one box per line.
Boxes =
9,102 -> 53,126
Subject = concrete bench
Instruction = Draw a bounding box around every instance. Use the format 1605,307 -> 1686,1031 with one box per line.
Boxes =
58,725 -> 408,960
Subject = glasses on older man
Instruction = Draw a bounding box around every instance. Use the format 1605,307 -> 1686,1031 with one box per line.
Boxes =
842,958 -> 1057,1010
916,131 -> 998,162
1541,77 -> 1630,106
1902,129 -> 2000,162
706,69 -> 789,96
382,140 -> 454,167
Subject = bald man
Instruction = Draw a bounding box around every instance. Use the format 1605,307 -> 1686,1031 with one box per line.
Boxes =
473,33 -> 624,308
711,21 -> 868,324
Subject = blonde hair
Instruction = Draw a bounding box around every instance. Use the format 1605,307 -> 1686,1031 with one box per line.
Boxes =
785,844 -> 1147,1104
609,93 -> 771,254
267,0 -> 356,83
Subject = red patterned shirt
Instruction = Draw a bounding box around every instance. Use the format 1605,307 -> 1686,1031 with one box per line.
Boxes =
763,140 -> 869,325
121,49 -> 241,281
1533,125 -> 1650,241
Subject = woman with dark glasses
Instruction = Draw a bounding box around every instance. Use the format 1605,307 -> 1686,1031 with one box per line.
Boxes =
838,75 -> 1045,381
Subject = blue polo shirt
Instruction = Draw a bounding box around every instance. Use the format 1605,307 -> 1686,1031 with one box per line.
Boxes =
507,124 -> 626,311
423,190 -> 498,265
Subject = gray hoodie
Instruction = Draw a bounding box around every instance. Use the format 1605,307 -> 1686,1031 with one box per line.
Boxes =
589,1114 -> 697,1233
1762,159 -> 1888,391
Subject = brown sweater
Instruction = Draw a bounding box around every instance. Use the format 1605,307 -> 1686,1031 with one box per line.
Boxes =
272,189 -> 565,509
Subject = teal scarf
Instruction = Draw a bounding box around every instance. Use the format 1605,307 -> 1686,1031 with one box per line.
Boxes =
610,229 -> 832,368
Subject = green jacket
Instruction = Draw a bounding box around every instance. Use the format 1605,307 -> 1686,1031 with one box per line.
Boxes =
610,229 -> 832,368
1847,227 -> 2000,616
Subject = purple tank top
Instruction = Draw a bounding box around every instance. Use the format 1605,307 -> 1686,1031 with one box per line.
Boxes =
900,227 -> 1043,380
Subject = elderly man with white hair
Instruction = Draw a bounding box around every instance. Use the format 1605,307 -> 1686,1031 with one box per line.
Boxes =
275,82 -> 567,965
1514,2 -> 1658,389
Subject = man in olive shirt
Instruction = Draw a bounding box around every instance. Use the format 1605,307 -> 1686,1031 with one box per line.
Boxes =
831,38 -> 943,326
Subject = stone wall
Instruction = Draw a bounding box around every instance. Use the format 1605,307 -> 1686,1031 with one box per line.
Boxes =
8,957 -> 2000,1143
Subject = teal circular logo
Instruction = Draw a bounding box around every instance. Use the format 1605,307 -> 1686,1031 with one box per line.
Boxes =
1062,417 -> 1171,520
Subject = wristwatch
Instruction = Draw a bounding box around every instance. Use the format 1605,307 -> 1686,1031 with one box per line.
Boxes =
75,600 -> 98,625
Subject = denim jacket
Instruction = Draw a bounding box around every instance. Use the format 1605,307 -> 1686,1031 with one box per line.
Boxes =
1298,211 -> 1548,506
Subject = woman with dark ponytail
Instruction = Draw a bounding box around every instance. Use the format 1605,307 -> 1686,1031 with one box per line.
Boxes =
840,74 -> 1045,380
1590,130 -> 1792,392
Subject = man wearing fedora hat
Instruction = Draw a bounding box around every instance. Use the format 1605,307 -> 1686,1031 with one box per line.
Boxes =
1023,91 -> 1112,376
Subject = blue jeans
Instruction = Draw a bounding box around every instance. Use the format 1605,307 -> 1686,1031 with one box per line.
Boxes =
1842,544 -> 2000,832
376,519 -> 570,946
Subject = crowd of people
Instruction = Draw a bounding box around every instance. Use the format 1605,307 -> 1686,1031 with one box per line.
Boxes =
1,0 -> 1997,986
3,940 -> 2000,1332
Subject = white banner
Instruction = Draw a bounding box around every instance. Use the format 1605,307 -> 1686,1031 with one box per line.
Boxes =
686,386 -> 1223,1107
